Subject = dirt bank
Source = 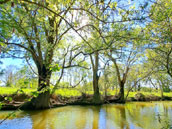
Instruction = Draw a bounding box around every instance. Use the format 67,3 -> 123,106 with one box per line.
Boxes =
1,93 -> 172,110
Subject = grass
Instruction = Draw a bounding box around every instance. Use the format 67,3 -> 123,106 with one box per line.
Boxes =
0,87 -> 35,95
54,88 -> 82,97
127,91 -> 172,98
0,87 -> 172,98
0,87 -> 82,97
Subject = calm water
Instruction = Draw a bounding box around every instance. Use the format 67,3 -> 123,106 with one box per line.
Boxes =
0,101 -> 172,129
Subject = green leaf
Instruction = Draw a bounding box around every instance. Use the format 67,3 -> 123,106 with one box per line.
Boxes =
24,80 -> 29,85
50,64 -> 60,72
109,2 -> 117,9
114,2 -> 117,8
5,96 -> 13,101
31,91 -> 39,98
0,42 -> 5,47
0,102 -> 4,110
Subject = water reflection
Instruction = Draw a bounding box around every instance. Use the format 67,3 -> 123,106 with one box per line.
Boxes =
0,102 -> 172,129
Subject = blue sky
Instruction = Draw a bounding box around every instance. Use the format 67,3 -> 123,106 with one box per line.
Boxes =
1,58 -> 24,69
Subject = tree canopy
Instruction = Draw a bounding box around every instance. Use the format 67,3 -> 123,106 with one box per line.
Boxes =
0,0 -> 172,109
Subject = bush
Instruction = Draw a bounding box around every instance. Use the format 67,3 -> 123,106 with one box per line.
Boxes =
135,93 -> 145,101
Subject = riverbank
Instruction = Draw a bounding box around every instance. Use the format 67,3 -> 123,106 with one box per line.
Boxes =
1,93 -> 172,110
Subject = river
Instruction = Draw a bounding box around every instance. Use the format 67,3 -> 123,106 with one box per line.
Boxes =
0,101 -> 172,129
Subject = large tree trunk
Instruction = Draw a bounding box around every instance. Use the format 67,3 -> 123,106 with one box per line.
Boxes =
90,51 -> 101,104
24,90 -> 50,110
118,81 -> 125,103
93,72 -> 101,103
21,65 -> 51,110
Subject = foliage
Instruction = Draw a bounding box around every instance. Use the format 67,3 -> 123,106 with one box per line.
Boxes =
0,0 -> 171,109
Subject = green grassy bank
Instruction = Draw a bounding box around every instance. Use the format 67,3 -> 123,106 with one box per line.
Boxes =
0,87 -> 172,98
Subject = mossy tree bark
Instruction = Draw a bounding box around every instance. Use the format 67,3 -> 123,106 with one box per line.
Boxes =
118,81 -> 125,103
90,51 -> 101,104
22,64 -> 52,109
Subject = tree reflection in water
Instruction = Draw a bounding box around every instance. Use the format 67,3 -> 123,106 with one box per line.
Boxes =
0,102 -> 172,129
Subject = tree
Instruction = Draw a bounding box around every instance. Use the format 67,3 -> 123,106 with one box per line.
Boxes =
107,47 -> 136,102
0,0 -> 83,109
0,65 -> 16,87
146,44 -> 172,79
89,50 -> 101,103
13,65 -> 38,88
77,0 -> 149,103
146,0 -> 172,78
125,62 -> 155,100
106,24 -> 145,102
0,0 -> 152,108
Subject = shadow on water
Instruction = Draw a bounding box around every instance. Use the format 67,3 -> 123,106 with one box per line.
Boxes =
0,101 -> 172,129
